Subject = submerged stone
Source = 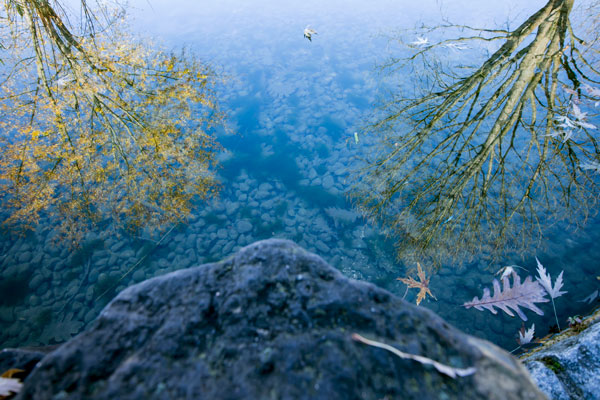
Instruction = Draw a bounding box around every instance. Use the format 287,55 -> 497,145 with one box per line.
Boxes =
236,219 -> 253,233
15,239 -> 544,399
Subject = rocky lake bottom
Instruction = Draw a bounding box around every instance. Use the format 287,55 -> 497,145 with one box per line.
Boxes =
1,124 -> 599,351
1,0 -> 600,356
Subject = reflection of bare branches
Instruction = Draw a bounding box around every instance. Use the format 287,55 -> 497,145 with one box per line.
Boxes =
0,1 -> 223,243
353,0 -> 600,265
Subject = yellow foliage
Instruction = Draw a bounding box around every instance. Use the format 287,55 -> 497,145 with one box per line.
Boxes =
0,1 -> 223,243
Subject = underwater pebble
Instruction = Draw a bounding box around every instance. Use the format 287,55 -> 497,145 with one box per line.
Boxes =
222,241 -> 234,256
351,239 -> 366,249
85,287 -> 94,302
36,282 -> 50,297
45,244 -> 60,257
88,269 -> 99,284
210,240 -> 226,255
96,272 -> 108,285
16,263 -> 31,275
84,308 -> 97,323
31,253 -> 43,264
16,329 -> 29,344
28,275 -> 44,291
0,307 -> 14,323
108,254 -> 118,266
111,241 -> 125,253
236,220 -> 253,233
155,268 -> 169,277
121,249 -> 135,259
185,234 -> 197,248
132,270 -> 145,282
261,213 -> 272,223
38,289 -> 51,302
315,240 -> 331,254
177,255 -> 192,270
226,202 -> 239,215
94,258 -> 108,268
227,228 -> 240,241
261,199 -> 274,210
322,175 -> 334,189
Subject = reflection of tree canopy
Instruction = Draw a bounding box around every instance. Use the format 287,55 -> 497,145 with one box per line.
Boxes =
354,0 -> 600,265
0,1 -> 222,242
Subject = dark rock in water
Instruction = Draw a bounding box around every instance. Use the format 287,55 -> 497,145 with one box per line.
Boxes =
0,346 -> 55,383
0,348 -> 46,373
16,239 -> 545,399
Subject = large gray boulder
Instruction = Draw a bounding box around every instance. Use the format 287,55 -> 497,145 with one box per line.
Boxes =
17,239 -> 545,399
523,316 -> 600,400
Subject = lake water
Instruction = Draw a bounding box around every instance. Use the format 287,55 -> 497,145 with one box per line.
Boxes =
1,0 -> 599,352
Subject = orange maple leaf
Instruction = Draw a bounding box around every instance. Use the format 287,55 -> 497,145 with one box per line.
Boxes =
397,262 -> 437,306
0,369 -> 23,379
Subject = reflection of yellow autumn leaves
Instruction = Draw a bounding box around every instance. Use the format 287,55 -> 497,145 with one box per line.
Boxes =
0,3 -> 223,242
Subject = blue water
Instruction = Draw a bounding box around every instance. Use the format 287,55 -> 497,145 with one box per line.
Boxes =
1,0 -> 599,352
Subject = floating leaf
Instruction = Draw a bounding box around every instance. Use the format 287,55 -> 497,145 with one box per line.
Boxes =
463,271 -> 548,321
0,377 -> 22,397
1,369 -> 23,379
397,262 -> 436,305
579,290 -> 598,304
518,324 -> 535,346
535,257 -> 566,299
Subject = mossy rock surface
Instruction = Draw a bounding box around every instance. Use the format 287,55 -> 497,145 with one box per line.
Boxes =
522,310 -> 600,400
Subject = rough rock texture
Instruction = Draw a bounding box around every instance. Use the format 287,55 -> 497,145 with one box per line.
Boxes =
523,316 -> 600,400
16,239 -> 545,399
0,348 -> 47,374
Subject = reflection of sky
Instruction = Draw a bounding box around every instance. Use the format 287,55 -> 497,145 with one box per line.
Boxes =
114,0 -> 551,137
111,0 -> 549,133
123,0 -> 546,52
122,0 -> 597,347
48,0 -> 598,351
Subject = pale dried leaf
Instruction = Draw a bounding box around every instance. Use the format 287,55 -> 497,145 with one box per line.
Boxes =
463,271 -> 548,321
518,324 -> 535,345
579,290 -> 598,304
0,377 -> 22,396
535,257 -> 567,299
351,333 -> 476,379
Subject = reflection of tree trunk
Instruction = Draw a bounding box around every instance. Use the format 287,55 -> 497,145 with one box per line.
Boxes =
354,0 -> 598,265
457,0 -> 572,198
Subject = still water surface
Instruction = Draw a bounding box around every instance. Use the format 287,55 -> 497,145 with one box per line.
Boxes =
1,0 -> 599,351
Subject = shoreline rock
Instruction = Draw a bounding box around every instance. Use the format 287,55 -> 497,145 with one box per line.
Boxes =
11,239 -> 545,399
522,308 -> 600,399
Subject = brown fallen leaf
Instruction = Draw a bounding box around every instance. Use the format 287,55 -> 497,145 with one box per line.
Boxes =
397,262 -> 437,306
0,370 -> 23,379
